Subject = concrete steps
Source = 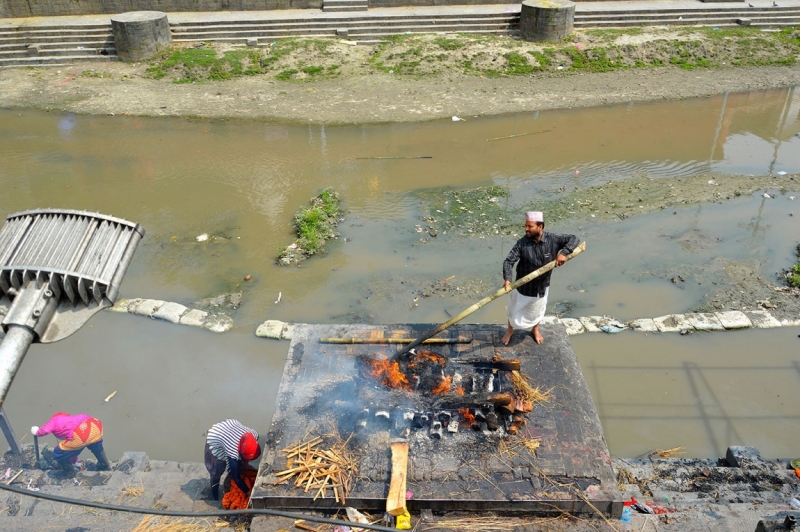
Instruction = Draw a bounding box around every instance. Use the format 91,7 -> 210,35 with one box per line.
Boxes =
323,0 -> 369,12
169,12 -> 520,44
0,24 -> 115,67
575,6 -> 800,28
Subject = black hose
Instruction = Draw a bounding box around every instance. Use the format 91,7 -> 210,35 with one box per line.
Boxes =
0,483 -> 398,531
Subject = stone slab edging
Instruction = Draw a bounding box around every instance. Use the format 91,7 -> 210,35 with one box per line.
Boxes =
106,298 -> 234,333
255,310 -> 800,341
558,310 -> 799,336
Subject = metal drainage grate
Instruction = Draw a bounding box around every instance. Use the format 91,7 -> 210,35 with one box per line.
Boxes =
0,209 -> 143,306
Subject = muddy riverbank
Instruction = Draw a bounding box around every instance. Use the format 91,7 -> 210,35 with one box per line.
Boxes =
411,173 -> 800,321
1,28 -> 799,124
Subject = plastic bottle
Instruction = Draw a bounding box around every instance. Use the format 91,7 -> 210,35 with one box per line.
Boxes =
788,497 -> 800,509
621,507 -> 632,522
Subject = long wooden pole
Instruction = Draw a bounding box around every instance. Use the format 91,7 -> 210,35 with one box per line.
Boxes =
319,337 -> 471,345
394,241 -> 586,357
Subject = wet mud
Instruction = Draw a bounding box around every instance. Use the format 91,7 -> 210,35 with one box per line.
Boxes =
413,173 -> 800,320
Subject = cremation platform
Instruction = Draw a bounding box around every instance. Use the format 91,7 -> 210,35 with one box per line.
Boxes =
251,323 -> 622,516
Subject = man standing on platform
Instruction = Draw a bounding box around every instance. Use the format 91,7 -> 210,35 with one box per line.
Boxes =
501,211 -> 579,345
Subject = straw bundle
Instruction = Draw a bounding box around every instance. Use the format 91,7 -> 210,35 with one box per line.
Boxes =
510,371 -> 552,405
273,436 -> 357,504
648,446 -> 685,459
131,516 -> 215,532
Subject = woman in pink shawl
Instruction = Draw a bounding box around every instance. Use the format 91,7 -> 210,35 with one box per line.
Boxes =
32,412 -> 111,477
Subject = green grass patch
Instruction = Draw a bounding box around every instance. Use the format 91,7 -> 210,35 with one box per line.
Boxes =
434,36 -> 466,51
278,188 -> 343,264
528,50 -> 552,69
788,244 -> 800,288
145,46 -> 262,83
565,47 -> 623,72
275,69 -> 299,81
504,51 -> 533,75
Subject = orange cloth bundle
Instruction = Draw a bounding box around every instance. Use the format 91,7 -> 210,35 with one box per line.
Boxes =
222,468 -> 257,510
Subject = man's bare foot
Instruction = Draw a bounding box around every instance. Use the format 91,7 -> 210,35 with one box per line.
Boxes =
531,325 -> 543,345
501,325 -> 514,346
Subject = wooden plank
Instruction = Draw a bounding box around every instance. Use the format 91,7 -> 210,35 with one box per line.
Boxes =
386,441 -> 409,516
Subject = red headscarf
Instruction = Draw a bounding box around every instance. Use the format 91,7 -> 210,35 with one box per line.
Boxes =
238,432 -> 261,461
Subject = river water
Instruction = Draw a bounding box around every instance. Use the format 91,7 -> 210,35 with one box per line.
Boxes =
1,86 -> 799,462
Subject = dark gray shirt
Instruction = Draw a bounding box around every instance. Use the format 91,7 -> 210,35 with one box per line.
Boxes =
502,231 -> 579,298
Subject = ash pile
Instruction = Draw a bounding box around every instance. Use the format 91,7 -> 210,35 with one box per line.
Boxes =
353,350 -> 537,439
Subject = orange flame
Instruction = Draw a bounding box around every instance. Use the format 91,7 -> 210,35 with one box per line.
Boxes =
369,357 -> 410,391
454,387 -> 465,395
407,351 -> 446,369
432,374 -> 452,395
458,408 -> 476,426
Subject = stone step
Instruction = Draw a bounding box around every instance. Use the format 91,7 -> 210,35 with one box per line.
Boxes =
0,33 -> 113,45
172,21 -> 517,40
574,16 -> 800,27
0,46 -> 114,59
324,0 -> 369,4
576,10 -> 800,21
169,12 -> 518,27
0,28 -> 111,38
0,40 -> 112,52
173,23 -> 517,42
322,5 -> 370,12
577,5 -> 800,16
0,54 -> 117,67
169,14 -> 517,32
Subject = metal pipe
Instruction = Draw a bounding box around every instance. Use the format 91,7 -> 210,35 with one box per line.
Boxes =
0,407 -> 21,454
319,337 -> 471,345
34,434 -> 40,463
0,325 -> 36,409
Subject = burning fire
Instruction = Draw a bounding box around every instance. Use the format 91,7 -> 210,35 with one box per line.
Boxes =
369,356 -> 410,391
458,408 -> 476,428
407,351 -> 446,369
432,374 -> 452,395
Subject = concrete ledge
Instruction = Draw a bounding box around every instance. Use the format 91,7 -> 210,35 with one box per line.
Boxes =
725,446 -> 762,467
256,319 -> 295,340
715,310 -> 752,329
559,317 -> 584,335
654,314 -> 693,333
107,298 -> 232,333
578,316 -> 605,333
745,310 -> 782,328
628,318 -> 657,332
686,312 -> 725,331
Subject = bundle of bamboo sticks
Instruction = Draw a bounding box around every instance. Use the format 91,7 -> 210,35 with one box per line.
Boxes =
272,436 -> 356,504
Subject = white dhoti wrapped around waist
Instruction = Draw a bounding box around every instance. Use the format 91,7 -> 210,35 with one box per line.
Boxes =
505,288 -> 548,331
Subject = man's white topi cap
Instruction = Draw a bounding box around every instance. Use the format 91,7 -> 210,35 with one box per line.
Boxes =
525,211 -> 543,223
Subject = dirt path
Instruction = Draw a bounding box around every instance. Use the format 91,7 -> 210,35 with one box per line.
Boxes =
1,32 -> 799,124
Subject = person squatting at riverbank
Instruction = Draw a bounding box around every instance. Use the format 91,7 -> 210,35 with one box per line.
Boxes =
205,419 -> 261,500
31,412 -> 111,477
502,211 -> 579,346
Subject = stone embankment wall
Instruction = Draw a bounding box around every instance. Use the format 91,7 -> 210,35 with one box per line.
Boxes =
0,0 -> 512,17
